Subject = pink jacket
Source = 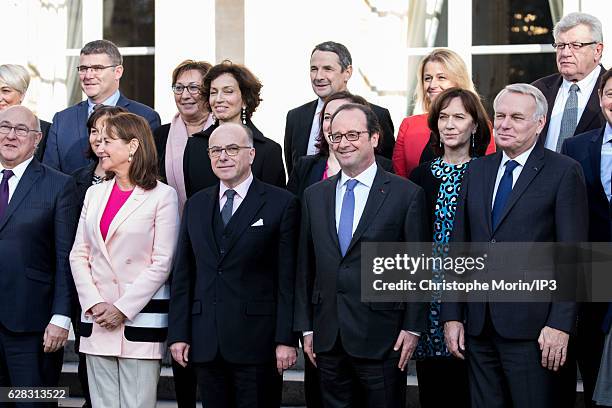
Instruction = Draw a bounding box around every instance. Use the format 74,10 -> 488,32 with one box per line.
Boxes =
70,179 -> 179,359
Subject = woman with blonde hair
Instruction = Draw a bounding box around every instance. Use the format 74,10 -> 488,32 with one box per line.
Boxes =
0,64 -> 51,160
392,49 -> 495,177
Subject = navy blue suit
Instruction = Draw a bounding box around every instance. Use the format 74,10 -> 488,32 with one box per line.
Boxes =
561,127 -> 611,407
0,159 -> 79,399
43,93 -> 160,174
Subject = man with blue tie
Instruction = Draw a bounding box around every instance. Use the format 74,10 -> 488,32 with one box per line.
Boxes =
294,103 -> 427,407
442,83 -> 589,407
561,68 -> 612,407
0,106 -> 78,405
43,39 -> 160,174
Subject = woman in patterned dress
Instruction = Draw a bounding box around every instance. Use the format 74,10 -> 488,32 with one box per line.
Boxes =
409,88 -> 492,408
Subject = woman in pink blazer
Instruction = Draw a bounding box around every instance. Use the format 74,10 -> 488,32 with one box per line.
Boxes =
70,112 -> 179,408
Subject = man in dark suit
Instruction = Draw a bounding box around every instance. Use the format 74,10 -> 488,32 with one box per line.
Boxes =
294,103 -> 427,407
441,84 -> 589,407
561,67 -> 612,407
43,39 -> 160,174
168,123 -> 299,408
284,41 -> 395,176
532,12 -> 605,151
0,106 -> 78,403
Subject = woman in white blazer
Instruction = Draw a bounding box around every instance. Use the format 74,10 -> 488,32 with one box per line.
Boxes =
70,112 -> 179,408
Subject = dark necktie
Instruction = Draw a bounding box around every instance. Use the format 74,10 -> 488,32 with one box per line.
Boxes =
90,103 -> 104,117
221,189 -> 237,226
492,160 -> 519,230
556,83 -> 579,152
0,169 -> 14,219
338,179 -> 358,256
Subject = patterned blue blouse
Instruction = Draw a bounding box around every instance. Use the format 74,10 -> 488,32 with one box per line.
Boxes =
414,157 -> 469,359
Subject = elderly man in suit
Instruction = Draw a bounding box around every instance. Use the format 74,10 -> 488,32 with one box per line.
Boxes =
284,41 -> 395,176
168,123 -> 300,408
294,103 -> 427,408
44,39 -> 160,174
441,83 -> 589,407
0,105 -> 78,403
532,12 -> 605,152
561,67 -> 612,407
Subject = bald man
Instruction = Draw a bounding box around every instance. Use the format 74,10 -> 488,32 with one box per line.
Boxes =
0,106 -> 78,401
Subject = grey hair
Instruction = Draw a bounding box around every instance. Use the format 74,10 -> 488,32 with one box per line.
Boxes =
311,41 -> 352,71
553,12 -> 603,43
0,64 -> 30,94
493,83 -> 548,120
80,40 -> 123,65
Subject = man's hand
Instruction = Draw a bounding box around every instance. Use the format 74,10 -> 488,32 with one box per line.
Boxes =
303,333 -> 316,367
394,330 -> 419,370
538,326 -> 569,371
94,304 -> 126,330
43,324 -> 69,353
170,342 -> 190,368
444,321 -> 466,360
276,345 -> 298,375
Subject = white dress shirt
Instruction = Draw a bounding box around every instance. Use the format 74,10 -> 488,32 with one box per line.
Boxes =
306,98 -> 325,155
0,156 -> 71,330
219,172 -> 254,216
87,89 -> 121,116
491,143 -> 537,207
544,65 -> 601,151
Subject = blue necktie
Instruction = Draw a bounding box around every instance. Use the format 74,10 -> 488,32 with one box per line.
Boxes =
0,169 -> 14,220
492,160 -> 519,230
338,179 -> 358,256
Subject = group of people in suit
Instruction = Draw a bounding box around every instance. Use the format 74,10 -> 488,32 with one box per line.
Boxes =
0,9 -> 610,408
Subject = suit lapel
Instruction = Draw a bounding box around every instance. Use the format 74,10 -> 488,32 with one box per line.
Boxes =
588,128 -> 607,200
539,75 -> 563,143
296,100 -> 319,156
103,182 -> 149,243
344,168 -> 390,256
325,173 -> 341,254
77,101 -> 90,157
94,181 -> 114,264
484,153 -> 503,235
205,186 -> 221,257
492,145 -> 545,233
218,179 -> 265,263
0,160 -> 42,233
576,66 -> 606,135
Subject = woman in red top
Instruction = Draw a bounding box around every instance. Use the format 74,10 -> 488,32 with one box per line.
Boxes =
392,49 -> 496,177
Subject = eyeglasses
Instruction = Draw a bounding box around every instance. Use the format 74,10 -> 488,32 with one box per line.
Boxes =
552,41 -> 597,50
328,130 -> 369,144
208,144 -> 253,158
0,123 -> 41,137
76,65 -> 118,75
172,84 -> 202,95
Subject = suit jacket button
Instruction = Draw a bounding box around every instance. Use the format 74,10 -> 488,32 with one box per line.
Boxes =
112,278 -> 118,284
218,269 -> 223,275
220,249 -> 225,255
491,239 -> 496,243
125,259 -> 132,264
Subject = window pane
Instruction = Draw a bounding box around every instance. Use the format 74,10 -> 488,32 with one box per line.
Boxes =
103,0 -> 154,47
473,0 -> 554,45
119,55 -> 154,109
473,53 -> 557,117
67,56 -> 82,107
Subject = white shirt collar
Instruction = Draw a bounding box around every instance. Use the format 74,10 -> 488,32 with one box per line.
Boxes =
88,89 -> 121,111
500,142 -> 536,168
0,156 -> 34,181
219,172 -> 254,200
315,98 -> 324,114
338,161 -> 378,189
603,123 -> 612,145
561,65 -> 601,93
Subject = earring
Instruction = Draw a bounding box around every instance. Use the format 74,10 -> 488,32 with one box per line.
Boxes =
439,139 -> 442,148
471,131 -> 475,150
211,113 -> 217,125
241,107 -> 247,125
128,151 -> 133,163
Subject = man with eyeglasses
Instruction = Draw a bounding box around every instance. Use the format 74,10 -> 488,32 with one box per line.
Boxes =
43,39 -> 160,174
168,123 -> 299,408
0,105 -> 78,400
532,12 -> 606,153
294,103 -> 427,408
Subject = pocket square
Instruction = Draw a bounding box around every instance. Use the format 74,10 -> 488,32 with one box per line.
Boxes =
251,219 -> 264,226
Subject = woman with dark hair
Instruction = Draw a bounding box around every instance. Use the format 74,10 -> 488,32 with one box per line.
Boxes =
287,91 -> 393,199
154,60 -> 213,215
409,87 -> 491,408
70,112 -> 179,408
183,60 -> 285,196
